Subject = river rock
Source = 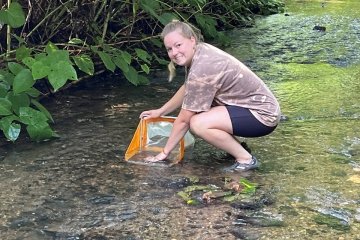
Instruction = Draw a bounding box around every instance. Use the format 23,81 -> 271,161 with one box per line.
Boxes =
313,25 -> 326,31
87,194 -> 115,205
234,211 -> 285,227
355,208 -> 360,223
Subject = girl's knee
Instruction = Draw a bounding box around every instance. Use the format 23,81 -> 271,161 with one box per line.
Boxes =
189,115 -> 206,135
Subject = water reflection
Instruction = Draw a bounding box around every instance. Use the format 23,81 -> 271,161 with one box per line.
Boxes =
1,0 -> 360,239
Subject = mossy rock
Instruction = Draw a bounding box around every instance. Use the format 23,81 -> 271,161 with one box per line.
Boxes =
313,213 -> 350,231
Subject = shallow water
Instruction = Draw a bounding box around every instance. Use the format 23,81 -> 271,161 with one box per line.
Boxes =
1,0 -> 360,239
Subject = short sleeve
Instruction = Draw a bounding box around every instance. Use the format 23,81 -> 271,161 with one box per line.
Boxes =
182,79 -> 218,112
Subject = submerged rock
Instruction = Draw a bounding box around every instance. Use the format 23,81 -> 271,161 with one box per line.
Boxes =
355,208 -> 360,223
230,192 -> 276,210
87,194 -> 115,205
313,213 -> 350,231
167,177 -> 192,189
231,228 -> 260,240
234,211 -> 285,227
313,25 -> 326,31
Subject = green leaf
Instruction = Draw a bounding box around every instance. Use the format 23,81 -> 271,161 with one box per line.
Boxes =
13,69 -> 36,94
137,75 -> 150,85
31,99 -> 54,123
0,114 -> 19,127
0,71 -> 6,82
16,45 -> 32,61
0,2 -> 26,28
140,64 -> 150,74
73,55 -> 94,75
19,107 -> 48,125
26,122 -> 55,142
90,45 -> 99,52
158,12 -> 178,26
150,38 -> 163,48
0,115 -> 21,141
7,91 -> 30,115
8,62 -> 25,75
123,66 -> 139,86
5,122 -> 21,141
140,0 -> 160,19
98,51 -> 116,72
113,55 -> 129,73
48,61 -> 78,91
31,61 -> 51,80
22,57 -> 36,68
0,70 -> 14,85
195,14 -> 218,38
239,178 -> 257,194
0,10 -> 7,25
35,53 -> 47,61
0,83 -> 10,97
45,42 -> 59,54
25,87 -> 41,98
68,38 -> 84,45
0,98 -> 13,116
187,0 -> 207,7
121,51 -> 132,65
152,53 -> 169,65
47,50 -> 71,65
135,48 -> 151,64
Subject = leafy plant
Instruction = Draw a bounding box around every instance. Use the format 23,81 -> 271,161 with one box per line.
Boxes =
0,0 -> 284,142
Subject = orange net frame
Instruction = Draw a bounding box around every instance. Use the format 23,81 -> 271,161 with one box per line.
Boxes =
125,117 -> 193,164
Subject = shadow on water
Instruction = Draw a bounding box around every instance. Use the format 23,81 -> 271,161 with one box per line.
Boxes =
1,0 -> 360,239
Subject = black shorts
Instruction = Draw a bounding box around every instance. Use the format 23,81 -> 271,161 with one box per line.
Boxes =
225,105 -> 277,137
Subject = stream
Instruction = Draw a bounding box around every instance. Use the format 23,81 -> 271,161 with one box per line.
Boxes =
1,0 -> 360,239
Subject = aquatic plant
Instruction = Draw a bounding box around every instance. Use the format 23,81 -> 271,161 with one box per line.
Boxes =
177,178 -> 257,204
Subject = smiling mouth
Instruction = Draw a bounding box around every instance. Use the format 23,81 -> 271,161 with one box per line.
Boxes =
174,56 -> 184,62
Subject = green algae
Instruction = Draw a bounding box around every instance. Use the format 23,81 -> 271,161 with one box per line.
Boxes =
313,213 -> 350,231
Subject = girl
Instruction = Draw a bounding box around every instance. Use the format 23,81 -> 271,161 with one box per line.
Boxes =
140,20 -> 280,171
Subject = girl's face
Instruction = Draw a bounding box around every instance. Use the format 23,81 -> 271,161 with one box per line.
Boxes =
163,30 -> 196,67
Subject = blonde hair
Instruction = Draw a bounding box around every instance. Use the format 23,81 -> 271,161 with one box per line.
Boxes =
161,20 -> 203,82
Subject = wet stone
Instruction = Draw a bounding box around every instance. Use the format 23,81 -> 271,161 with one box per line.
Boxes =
355,208 -> 360,223
230,193 -> 276,210
164,177 -> 192,189
315,207 -> 351,224
313,213 -> 351,231
82,218 -> 102,228
118,209 -> 137,221
231,228 -> 260,240
9,217 -> 35,229
234,212 -> 285,227
103,208 -> 138,222
43,229 -> 81,240
349,147 -> 360,156
150,206 -> 169,215
278,205 -> 299,216
8,210 -> 49,229
87,194 -> 115,205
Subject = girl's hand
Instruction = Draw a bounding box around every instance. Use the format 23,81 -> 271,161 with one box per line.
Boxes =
144,150 -> 168,162
139,109 -> 162,119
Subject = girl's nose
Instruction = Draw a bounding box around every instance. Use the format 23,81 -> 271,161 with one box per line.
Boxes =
171,48 -> 178,56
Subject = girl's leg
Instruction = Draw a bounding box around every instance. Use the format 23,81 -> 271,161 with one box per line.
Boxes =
189,106 -> 252,163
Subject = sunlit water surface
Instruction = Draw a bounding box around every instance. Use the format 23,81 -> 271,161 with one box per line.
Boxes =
1,0 -> 360,239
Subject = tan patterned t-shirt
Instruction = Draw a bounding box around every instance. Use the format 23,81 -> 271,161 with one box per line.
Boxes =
182,43 -> 281,127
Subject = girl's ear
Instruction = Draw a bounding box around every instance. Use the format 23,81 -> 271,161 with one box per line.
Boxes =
190,36 -> 197,48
